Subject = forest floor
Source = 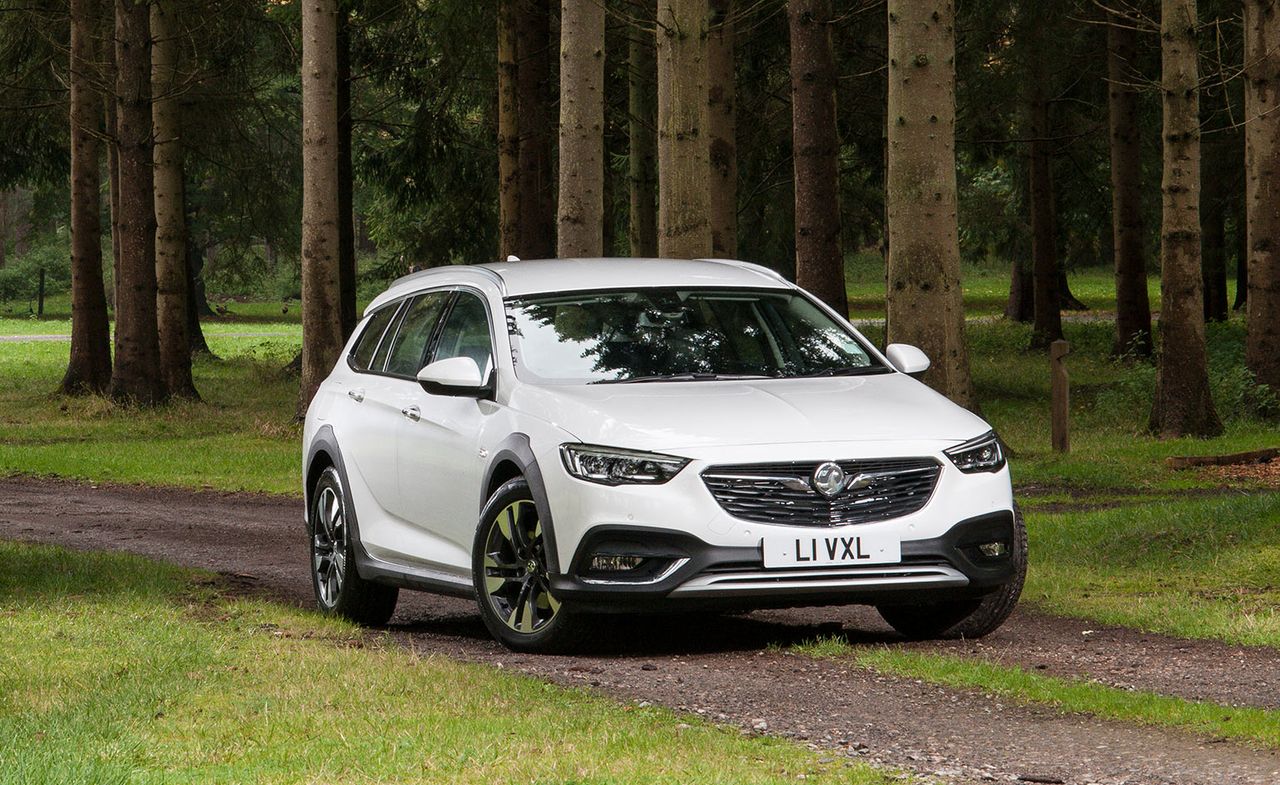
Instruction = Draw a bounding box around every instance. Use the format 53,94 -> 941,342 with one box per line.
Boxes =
2,476 -> 1279,784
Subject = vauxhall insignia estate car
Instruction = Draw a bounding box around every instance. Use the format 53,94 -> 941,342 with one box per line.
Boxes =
302,258 -> 1025,652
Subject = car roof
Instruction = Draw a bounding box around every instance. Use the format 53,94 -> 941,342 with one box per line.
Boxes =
365,257 -> 794,315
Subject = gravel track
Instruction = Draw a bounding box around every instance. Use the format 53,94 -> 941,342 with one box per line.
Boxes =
2,475 -> 1278,785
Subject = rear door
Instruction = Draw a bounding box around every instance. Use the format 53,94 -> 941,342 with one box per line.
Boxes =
340,300 -> 407,514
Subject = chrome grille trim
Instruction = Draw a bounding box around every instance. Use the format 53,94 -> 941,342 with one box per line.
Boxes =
670,564 -> 968,595
701,458 -> 941,526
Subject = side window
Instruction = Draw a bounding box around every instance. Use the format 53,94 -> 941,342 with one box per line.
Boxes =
384,292 -> 451,377
431,293 -> 494,376
349,304 -> 400,372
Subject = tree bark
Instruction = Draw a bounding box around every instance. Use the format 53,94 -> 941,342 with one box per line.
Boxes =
1108,13 -> 1154,355
0,192 -> 8,269
106,93 -> 120,313
1201,139 -> 1229,322
885,0 -> 977,409
516,0 -> 555,259
707,0 -> 736,258
557,0 -> 605,257
337,8 -> 357,338
628,0 -> 659,257
657,0 -> 712,258
1149,0 -> 1222,437
1244,0 -> 1280,389
109,0 -> 166,406
1234,189 -> 1249,310
789,0 -> 846,313
1027,55 -> 1063,349
1005,258 -> 1033,322
498,0 -> 521,259
299,0 -> 345,417
62,0 -> 112,395
186,234 -> 211,355
151,0 -> 197,399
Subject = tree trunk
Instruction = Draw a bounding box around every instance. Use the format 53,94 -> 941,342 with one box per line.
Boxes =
298,0 -> 345,417
789,0 -> 846,313
1244,0 -> 1280,389
1058,266 -> 1087,310
656,0 -> 711,258
109,0 -> 166,406
516,0 -> 555,259
498,0 -> 521,259
1005,258 -> 1033,322
885,0 -> 977,409
707,0 -> 736,258
1027,60 -> 1063,349
0,192 -> 8,269
106,92 -> 120,313
628,0 -> 658,257
1201,140 -> 1229,322
1108,11 -> 1155,356
151,0 -> 197,399
1234,189 -> 1248,310
557,0 -> 605,257
337,8 -> 357,338
1149,0 -> 1222,437
62,0 -> 112,395
186,234 -> 211,355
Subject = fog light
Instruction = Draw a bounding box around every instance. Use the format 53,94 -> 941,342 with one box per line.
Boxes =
978,541 -> 1008,558
590,554 -> 646,572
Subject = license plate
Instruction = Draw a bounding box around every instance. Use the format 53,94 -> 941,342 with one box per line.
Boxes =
762,531 -> 901,568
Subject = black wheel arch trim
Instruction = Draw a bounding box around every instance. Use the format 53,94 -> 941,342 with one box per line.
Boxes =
481,433 -> 562,575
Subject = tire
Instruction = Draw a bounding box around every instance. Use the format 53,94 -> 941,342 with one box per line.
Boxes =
472,477 -> 585,653
309,465 -> 399,626
877,505 -> 1027,640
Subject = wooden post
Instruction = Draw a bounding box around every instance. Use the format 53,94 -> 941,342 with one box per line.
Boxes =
37,267 -> 45,317
1050,339 -> 1070,453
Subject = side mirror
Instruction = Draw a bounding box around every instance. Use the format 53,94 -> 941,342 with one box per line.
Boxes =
884,343 -> 931,379
416,357 -> 493,398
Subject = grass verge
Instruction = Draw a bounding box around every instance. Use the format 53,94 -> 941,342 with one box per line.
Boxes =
785,642 -> 1280,749
0,540 -> 893,785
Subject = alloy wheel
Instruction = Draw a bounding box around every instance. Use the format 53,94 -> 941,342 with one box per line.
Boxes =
482,500 -> 560,633
312,485 -> 347,607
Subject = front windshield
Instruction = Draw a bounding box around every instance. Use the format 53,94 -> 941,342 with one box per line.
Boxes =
505,287 -> 885,384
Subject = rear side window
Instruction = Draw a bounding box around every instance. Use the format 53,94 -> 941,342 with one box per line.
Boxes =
384,292 -> 452,377
349,304 -> 400,372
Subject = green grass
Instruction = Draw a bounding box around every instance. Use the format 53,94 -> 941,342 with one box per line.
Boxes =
0,335 -> 302,494
784,641 -> 1280,749
1024,493 -> 1280,646
0,540 -> 893,785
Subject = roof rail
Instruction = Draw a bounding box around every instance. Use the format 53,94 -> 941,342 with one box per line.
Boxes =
387,263 -> 507,294
698,257 -> 790,284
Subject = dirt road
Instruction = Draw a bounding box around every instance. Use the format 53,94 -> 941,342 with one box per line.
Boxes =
2,475 -> 1278,785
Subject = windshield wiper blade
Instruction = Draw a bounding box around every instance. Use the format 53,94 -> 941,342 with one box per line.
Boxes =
788,366 -> 893,379
592,373 -> 771,385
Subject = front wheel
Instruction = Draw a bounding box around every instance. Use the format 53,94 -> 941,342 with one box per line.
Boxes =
473,478 -> 584,653
877,505 -> 1027,640
309,466 -> 399,626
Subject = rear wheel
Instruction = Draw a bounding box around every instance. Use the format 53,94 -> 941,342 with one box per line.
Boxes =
309,465 -> 399,626
877,506 -> 1027,640
473,478 -> 584,652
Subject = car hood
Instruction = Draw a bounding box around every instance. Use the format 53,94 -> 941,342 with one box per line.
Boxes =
509,373 -> 991,452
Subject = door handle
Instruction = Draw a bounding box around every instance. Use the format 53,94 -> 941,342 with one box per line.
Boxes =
401,405 -> 421,422
347,388 -> 365,403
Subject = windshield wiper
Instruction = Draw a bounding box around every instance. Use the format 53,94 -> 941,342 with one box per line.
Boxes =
787,366 -> 893,379
592,373 -> 772,385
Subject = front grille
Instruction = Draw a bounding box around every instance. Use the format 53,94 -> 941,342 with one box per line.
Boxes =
701,458 -> 941,526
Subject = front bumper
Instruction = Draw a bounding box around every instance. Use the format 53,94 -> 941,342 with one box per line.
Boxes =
548,510 -> 1018,613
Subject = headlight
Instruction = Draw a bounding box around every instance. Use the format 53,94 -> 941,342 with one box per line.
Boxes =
560,444 -> 690,485
944,431 -> 1006,473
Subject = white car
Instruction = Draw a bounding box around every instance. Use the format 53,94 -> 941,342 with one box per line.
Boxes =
302,258 -> 1024,652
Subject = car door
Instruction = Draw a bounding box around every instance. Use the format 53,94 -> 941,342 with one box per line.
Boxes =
397,290 -> 497,553
339,300 -> 408,517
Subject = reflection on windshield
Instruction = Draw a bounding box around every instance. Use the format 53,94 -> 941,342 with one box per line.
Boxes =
505,288 -> 880,384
